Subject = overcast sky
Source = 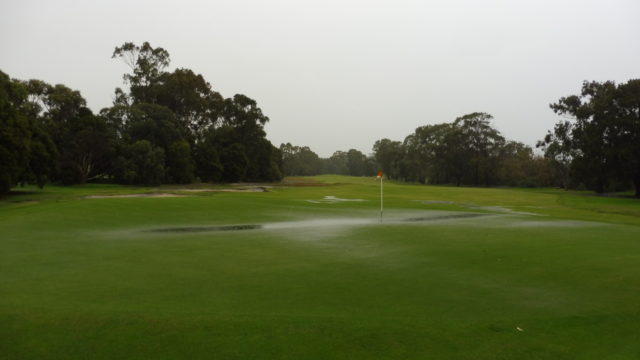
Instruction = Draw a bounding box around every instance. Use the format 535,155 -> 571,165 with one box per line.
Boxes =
2,0 -> 639,157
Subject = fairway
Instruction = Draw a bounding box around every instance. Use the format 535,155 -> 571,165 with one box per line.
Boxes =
2,176 -> 640,359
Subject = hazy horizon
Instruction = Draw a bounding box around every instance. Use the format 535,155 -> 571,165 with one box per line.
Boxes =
2,0 -> 639,157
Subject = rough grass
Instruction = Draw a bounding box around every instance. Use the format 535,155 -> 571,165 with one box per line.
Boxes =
1,176 -> 640,359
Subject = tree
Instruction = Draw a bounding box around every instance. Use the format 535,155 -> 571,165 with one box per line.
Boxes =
346,149 -> 367,176
220,143 -> 248,182
113,140 -> 165,185
322,151 -> 349,175
543,79 -> 640,195
57,110 -> 114,184
0,71 -> 31,193
155,68 -> 223,140
194,129 -> 224,182
616,79 -> 640,196
109,42 -> 282,184
453,112 -> 505,186
280,143 -> 322,176
23,120 -> 58,188
167,140 -> 195,184
497,141 -> 538,187
372,139 -> 404,180
113,103 -> 192,184
18,79 -> 110,185
371,113 -> 552,187
537,120 -> 574,189
4,40 -> 287,190
402,123 -> 453,183
124,103 -> 183,150
220,94 -> 281,181
112,42 -> 171,104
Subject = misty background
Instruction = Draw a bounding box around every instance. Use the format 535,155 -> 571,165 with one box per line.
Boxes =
1,0 -> 639,157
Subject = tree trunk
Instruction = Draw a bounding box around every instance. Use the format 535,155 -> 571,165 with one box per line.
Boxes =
634,173 -> 640,198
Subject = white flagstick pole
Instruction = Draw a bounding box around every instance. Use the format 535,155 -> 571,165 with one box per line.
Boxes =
380,175 -> 383,223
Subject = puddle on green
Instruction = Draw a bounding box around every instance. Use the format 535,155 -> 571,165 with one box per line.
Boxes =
146,224 -> 262,233
403,213 -> 488,222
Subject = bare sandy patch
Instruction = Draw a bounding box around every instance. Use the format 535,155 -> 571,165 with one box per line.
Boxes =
211,187 -> 269,193
85,193 -> 186,199
173,186 -> 270,193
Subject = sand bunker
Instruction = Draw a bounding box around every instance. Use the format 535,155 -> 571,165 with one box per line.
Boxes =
173,186 -> 269,193
85,186 -> 269,199
281,178 -> 332,187
210,187 -> 269,193
85,193 -> 185,199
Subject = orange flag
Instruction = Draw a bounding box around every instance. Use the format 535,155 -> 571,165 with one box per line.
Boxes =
377,171 -> 383,178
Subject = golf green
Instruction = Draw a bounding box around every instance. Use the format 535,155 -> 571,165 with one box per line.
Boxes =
1,176 -> 639,359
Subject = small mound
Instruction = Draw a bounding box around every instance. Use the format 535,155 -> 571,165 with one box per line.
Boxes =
307,196 -> 366,203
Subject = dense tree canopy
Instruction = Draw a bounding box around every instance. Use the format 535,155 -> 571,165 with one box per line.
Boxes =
109,42 -> 281,184
372,113 -> 554,187
1,47 -> 638,198
0,42 -> 283,194
280,143 -> 322,176
540,79 -> 640,196
279,145 -> 376,177
0,71 -> 31,193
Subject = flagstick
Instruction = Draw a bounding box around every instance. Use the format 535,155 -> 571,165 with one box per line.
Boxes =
380,175 -> 383,223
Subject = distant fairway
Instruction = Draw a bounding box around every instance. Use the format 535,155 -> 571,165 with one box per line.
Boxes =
1,176 -> 640,359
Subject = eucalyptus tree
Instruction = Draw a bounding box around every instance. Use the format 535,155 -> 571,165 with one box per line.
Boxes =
113,140 -> 165,186
110,41 -> 283,183
403,123 -> 453,183
544,79 -> 640,195
155,68 -> 224,140
112,41 -> 170,105
194,128 -> 224,182
617,80 -> 640,196
372,139 -> 404,180
280,143 -> 322,176
221,94 -> 280,181
454,112 -> 505,185
346,149 -> 368,176
14,77 -> 112,185
322,151 -> 349,175
0,71 -> 30,193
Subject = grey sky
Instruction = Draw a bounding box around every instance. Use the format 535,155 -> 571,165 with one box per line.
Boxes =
2,0 -> 639,157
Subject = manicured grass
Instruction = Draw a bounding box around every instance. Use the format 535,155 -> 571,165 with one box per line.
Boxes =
1,176 -> 639,359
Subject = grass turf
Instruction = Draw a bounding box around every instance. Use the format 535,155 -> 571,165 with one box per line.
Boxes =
1,176 -> 639,359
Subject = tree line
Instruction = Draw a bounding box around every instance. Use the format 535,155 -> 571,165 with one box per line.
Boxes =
282,112 -> 553,187
1,42 -> 281,194
282,79 -> 640,197
372,112 -> 556,187
1,42 -> 638,196
280,144 -> 377,177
